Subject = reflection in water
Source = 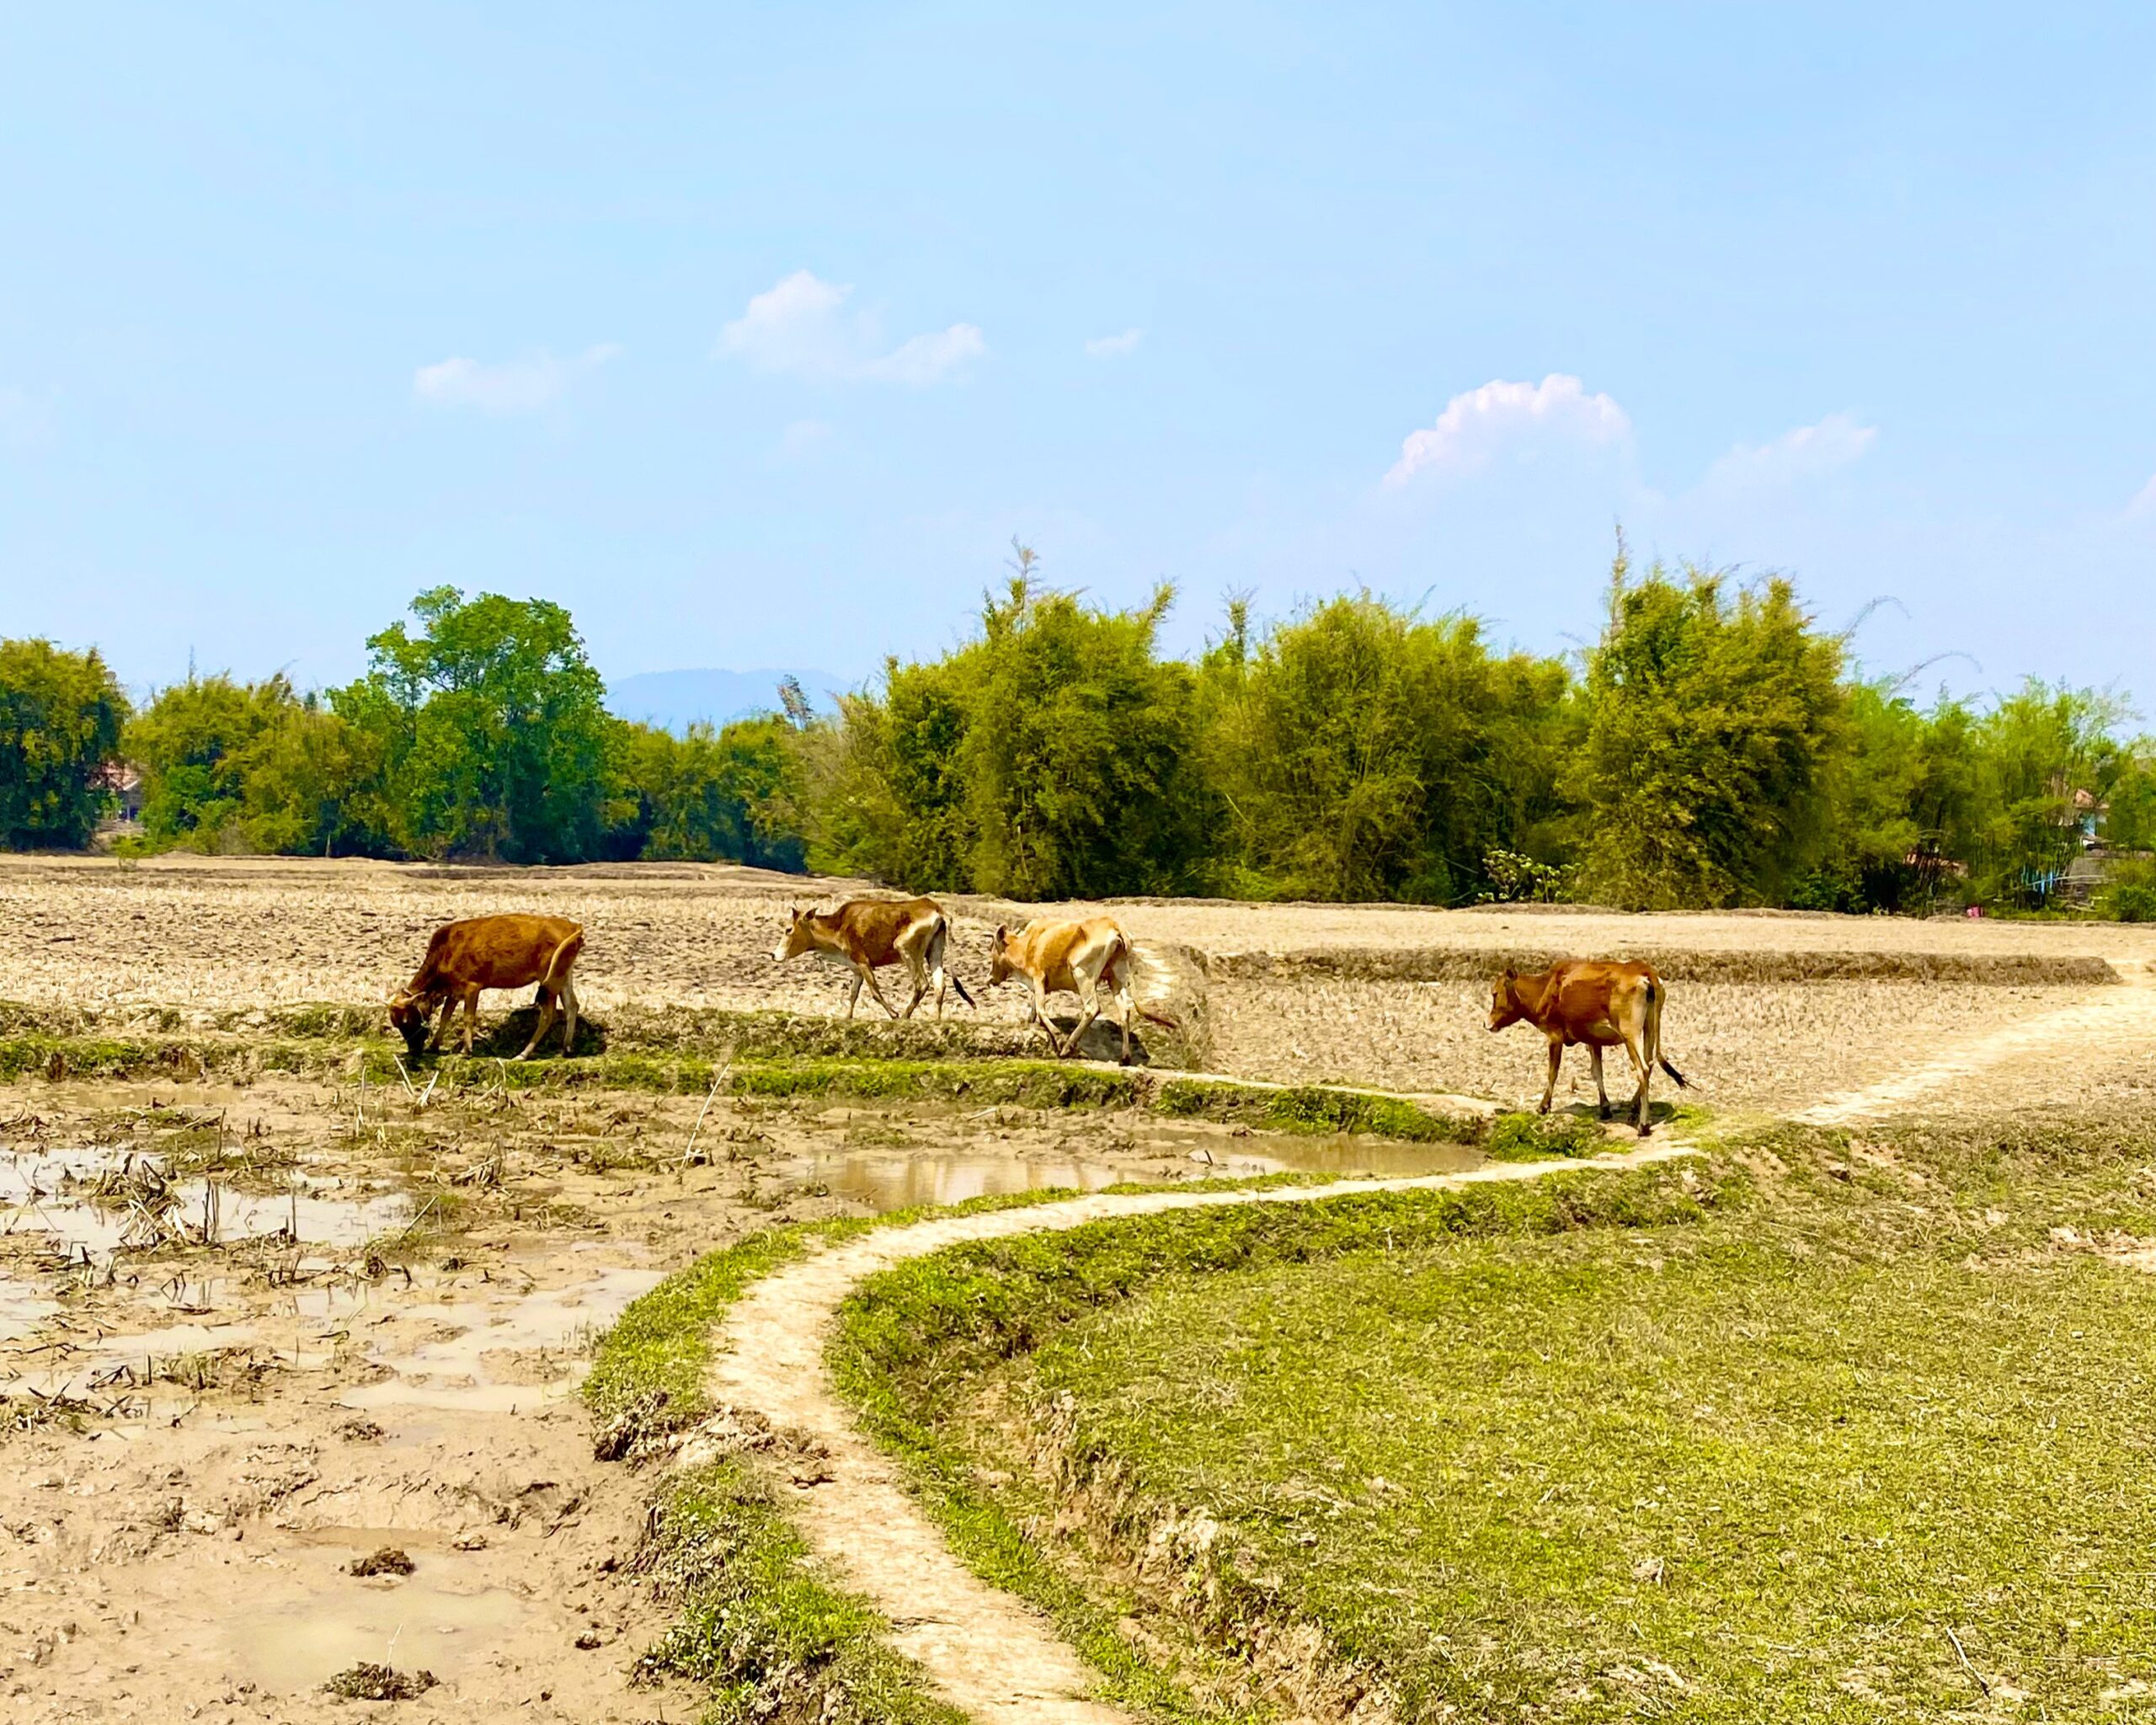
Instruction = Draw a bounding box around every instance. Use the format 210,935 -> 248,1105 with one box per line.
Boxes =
789,1133 -> 1481,1212
221,1572 -> 531,1691
342,1266 -> 664,1413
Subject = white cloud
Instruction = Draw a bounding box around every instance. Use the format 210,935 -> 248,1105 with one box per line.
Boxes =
1697,413 -> 1877,494
2127,472 -> 2156,521
860,323 -> 986,385
413,344 -> 621,414
715,270 -> 984,385
1385,374 -> 1631,486
1085,328 -> 1144,359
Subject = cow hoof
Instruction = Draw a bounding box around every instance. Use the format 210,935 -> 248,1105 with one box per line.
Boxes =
1637,1124 -> 1652,1139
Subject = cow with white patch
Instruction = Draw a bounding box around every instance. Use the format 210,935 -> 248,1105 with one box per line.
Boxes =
986,917 -> 1177,1064
770,897 -> 975,1019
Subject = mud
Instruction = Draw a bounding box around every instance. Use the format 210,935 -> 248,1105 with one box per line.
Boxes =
0,1060 -> 1360,1722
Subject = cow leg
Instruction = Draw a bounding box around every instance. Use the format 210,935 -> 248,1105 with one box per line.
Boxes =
1590,1046 -> 1611,1119
461,988 -> 481,1055
560,976 -> 579,1055
859,963 -> 900,1019
1622,1031 -> 1652,1135
845,971 -> 864,1019
1540,1039 -> 1563,1114
900,953 -> 929,1019
1028,981 -> 1065,1056
427,996 -> 454,1053
517,987 -> 558,1061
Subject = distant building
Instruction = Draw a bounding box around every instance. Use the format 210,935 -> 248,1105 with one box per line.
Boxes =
92,761 -> 144,829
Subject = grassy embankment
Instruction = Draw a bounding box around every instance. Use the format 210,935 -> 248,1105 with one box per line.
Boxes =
834,1109 -> 2156,1721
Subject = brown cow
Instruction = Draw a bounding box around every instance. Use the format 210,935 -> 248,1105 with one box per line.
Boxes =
987,917 -> 1175,1063
388,914 -> 584,1060
770,897 -> 976,1019
1487,959 -> 1688,1135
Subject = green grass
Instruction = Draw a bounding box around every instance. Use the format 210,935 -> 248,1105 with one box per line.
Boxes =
827,1165 -> 1727,1721
622,1458 -> 969,1725
843,1112 -> 2156,1721
1155,1076 -> 1481,1142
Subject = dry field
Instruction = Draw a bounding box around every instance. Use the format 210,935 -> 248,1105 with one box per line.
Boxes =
3,852 -> 2153,1115
5,854 -> 2156,1720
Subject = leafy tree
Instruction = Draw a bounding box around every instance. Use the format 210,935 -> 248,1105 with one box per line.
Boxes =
0,639 -> 128,849
1967,681 -> 2127,905
617,717 -> 808,870
959,569 -> 1206,898
129,674 -> 386,855
1203,594 -> 1572,902
1573,548 -> 1846,909
335,587 -> 622,863
807,550 -> 1208,897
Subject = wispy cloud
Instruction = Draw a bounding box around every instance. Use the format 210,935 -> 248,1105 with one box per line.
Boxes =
716,270 -> 984,386
1385,374 -> 1631,486
2127,471 -> 2156,521
778,418 -> 833,458
1085,328 -> 1144,359
413,344 -> 622,414
1696,413 -> 1877,494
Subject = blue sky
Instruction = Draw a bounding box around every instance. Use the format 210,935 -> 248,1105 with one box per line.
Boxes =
3,3 -> 2153,708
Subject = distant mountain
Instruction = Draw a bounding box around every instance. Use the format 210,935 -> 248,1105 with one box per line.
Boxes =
606,668 -> 849,734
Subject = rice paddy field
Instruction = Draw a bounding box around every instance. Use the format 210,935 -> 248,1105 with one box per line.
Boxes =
6,852 -> 2156,1723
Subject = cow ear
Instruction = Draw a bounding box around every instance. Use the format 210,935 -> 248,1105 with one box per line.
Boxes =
994,924 -> 1006,943
1502,966 -> 1516,981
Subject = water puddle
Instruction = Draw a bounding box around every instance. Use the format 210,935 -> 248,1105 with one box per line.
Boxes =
221,1573 -> 531,1692
1,1148 -> 410,1263
789,1132 -> 1481,1212
341,1267 -> 663,1413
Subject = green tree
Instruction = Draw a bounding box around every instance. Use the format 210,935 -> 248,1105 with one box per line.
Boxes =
335,587 -> 622,863
616,717 -> 808,870
1967,681 -> 2127,905
1202,594 -> 1572,902
0,639 -> 129,849
805,549 -> 1208,897
129,674 -> 387,855
959,569 -> 1206,898
1573,548 -> 1846,909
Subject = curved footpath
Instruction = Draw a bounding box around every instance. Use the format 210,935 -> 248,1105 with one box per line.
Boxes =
696,1143 -> 1697,1725
1799,959 -> 2156,1126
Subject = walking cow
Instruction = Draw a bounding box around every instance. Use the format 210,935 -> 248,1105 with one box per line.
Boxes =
770,898 -> 975,1019
1487,958 -> 1688,1135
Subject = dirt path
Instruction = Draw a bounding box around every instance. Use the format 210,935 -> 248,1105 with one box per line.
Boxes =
701,1142 -> 1697,1725
1796,964 -> 2156,1126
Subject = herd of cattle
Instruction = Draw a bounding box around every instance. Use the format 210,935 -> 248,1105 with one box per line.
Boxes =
387,899 -> 1688,1135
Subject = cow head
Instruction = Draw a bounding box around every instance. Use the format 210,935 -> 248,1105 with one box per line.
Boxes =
771,905 -> 816,964
987,926 -> 1018,987
387,990 -> 432,1058
1487,968 -> 1524,1032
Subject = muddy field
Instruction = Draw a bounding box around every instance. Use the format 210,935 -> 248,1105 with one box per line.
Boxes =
4,854 -> 2153,1720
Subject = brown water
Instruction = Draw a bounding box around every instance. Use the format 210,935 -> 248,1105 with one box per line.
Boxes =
787,1131 -> 1482,1212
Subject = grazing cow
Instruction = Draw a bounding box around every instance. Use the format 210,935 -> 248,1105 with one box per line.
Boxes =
1487,958 -> 1689,1136
770,897 -> 976,1019
987,917 -> 1176,1064
388,914 -> 584,1060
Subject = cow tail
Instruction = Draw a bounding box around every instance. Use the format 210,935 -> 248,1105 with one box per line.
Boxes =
1646,975 -> 1689,1088
542,929 -> 583,992
933,914 -> 979,1008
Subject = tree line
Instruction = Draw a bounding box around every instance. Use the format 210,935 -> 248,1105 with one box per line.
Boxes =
4,551 -> 2151,916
